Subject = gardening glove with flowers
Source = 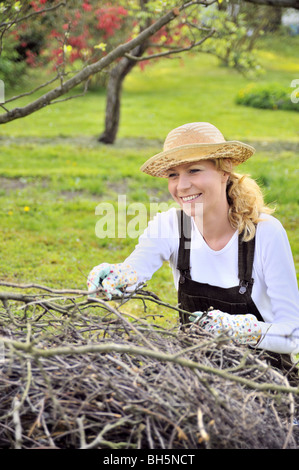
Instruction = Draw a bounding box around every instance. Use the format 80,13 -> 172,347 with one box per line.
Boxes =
87,262 -> 137,300
189,309 -> 262,346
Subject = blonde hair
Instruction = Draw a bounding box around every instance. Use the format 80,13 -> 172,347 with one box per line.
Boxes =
214,158 -> 275,241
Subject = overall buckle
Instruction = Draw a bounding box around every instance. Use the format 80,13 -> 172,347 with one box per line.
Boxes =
239,280 -> 248,294
239,278 -> 254,294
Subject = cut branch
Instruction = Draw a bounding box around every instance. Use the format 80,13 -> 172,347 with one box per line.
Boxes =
1,336 -> 299,396
0,279 -> 298,449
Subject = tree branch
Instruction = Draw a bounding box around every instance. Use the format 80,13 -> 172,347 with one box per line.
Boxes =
124,29 -> 216,62
0,2 -> 67,30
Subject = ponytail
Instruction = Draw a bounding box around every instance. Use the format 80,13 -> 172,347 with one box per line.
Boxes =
214,159 -> 275,241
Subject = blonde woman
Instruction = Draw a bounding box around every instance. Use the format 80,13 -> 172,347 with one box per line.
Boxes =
88,123 -> 299,365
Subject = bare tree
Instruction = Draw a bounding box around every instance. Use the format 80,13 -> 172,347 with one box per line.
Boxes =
98,0 -> 216,143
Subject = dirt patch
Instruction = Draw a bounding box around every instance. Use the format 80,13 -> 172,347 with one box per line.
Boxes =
0,135 -> 297,152
0,177 -> 28,191
0,176 -> 49,193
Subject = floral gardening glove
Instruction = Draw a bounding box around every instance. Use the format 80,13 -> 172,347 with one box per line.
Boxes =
87,263 -> 138,300
189,310 -> 262,346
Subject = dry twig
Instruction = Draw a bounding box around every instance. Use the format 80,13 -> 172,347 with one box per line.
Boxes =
0,281 -> 298,449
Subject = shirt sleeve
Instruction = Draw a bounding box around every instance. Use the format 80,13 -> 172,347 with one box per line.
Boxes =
124,208 -> 179,286
255,216 -> 299,354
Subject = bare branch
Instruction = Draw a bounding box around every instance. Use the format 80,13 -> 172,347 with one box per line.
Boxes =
0,280 -> 90,296
50,78 -> 91,105
124,29 -> 216,62
0,2 -> 67,30
4,75 -> 61,105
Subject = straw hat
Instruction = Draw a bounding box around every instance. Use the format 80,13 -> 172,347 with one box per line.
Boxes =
140,122 -> 255,178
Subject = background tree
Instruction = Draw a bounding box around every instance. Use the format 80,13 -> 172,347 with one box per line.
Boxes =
0,0 -> 215,128
0,0 -> 297,142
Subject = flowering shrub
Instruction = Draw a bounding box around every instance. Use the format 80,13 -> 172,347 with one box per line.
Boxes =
236,82 -> 299,112
3,1 -> 131,71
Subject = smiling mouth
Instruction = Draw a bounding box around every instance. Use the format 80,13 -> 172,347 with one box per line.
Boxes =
180,193 -> 202,202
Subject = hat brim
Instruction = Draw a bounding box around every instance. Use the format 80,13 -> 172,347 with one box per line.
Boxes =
140,141 -> 255,178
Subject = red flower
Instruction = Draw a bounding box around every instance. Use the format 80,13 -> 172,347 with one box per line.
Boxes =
82,2 -> 92,11
25,50 -> 37,67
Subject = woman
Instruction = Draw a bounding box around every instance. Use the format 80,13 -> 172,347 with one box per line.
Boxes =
87,122 -> 299,359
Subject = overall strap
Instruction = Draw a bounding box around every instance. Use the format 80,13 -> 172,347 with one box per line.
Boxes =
238,232 -> 256,294
176,209 -> 256,291
176,210 -> 192,282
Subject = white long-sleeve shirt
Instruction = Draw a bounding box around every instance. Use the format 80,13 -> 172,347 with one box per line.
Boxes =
125,208 -> 299,355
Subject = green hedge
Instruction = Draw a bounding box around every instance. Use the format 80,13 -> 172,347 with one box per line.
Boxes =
235,82 -> 299,112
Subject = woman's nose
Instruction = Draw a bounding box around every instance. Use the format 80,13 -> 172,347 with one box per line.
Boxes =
177,174 -> 191,191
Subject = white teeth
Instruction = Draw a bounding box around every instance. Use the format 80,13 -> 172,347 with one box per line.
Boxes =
181,194 -> 201,202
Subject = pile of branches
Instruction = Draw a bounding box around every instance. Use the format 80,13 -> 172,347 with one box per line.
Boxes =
0,281 -> 298,449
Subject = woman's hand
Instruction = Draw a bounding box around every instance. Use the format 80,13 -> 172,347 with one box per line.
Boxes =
189,310 -> 262,346
87,263 -> 137,300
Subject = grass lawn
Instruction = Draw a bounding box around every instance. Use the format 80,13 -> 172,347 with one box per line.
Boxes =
0,32 -> 298,322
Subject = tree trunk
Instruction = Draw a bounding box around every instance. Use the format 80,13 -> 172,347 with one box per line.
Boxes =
98,44 -> 147,144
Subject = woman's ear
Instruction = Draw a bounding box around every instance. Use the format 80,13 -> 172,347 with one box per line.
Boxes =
220,158 -> 232,183
224,158 -> 233,173
222,171 -> 231,184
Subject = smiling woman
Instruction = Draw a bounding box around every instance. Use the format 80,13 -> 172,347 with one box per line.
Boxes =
87,122 -> 299,383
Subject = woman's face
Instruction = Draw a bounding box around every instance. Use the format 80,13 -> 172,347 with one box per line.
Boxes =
167,160 -> 229,218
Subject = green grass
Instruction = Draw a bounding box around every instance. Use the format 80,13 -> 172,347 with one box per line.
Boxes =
0,32 -> 298,316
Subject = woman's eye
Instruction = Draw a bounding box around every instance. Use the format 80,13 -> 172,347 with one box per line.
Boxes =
167,173 -> 177,178
189,168 -> 201,174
